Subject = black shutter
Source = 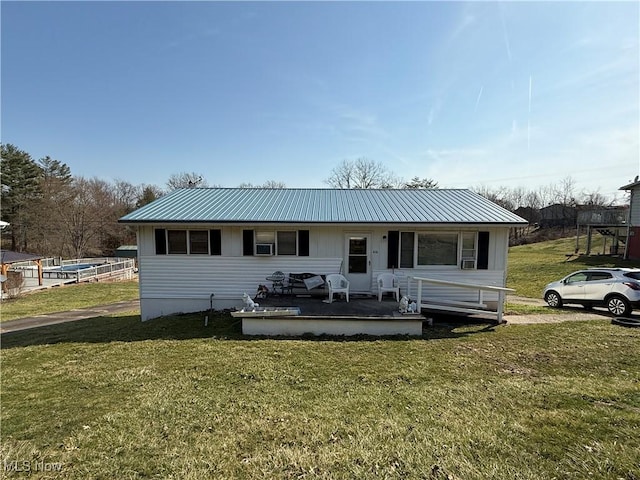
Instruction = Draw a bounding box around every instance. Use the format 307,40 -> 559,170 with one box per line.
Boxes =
387,231 -> 399,269
298,230 -> 309,256
243,230 -> 254,256
155,229 -> 166,255
477,231 -> 490,270
210,229 -> 221,255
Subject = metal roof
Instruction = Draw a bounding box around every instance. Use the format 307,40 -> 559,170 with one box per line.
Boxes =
119,188 -> 528,225
1,250 -> 42,264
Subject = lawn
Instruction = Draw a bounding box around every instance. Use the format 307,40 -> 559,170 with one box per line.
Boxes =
1,238 -> 640,478
0,280 -> 139,322
507,236 -> 640,299
1,313 -> 639,479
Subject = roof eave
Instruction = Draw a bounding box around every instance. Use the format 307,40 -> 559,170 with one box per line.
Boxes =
119,219 -> 528,226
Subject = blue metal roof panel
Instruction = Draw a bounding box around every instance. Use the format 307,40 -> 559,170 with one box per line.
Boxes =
119,188 -> 528,224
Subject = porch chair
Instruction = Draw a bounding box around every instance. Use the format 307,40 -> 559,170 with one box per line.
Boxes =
377,272 -> 400,302
325,273 -> 350,303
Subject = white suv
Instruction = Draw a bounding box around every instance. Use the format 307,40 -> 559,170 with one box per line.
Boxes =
543,268 -> 640,317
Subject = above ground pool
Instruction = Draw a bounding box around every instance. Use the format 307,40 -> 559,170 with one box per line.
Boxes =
49,263 -> 102,272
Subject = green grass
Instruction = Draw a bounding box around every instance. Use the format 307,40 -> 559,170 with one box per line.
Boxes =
0,280 -> 139,322
1,238 -> 640,478
1,313 -> 639,479
507,236 -> 640,298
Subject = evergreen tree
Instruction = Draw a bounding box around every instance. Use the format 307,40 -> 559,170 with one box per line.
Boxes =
0,144 -> 43,251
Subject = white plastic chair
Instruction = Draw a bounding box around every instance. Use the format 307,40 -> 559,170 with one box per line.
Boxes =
377,272 -> 400,302
325,274 -> 350,303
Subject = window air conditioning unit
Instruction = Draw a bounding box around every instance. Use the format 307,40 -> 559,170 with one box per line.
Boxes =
255,243 -> 274,256
461,259 -> 476,270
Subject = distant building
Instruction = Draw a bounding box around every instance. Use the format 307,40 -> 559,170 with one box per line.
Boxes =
619,179 -> 640,259
539,204 -> 577,228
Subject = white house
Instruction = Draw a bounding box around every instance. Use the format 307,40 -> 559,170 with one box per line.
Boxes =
120,188 -> 527,321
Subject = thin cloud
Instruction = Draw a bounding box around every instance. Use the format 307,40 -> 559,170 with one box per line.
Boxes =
498,3 -> 512,61
474,85 -> 484,112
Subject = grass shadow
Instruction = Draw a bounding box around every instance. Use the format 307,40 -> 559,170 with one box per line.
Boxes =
567,254 -> 640,268
1,309 -> 501,349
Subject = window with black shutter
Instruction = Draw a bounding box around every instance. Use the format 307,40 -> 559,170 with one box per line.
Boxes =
243,230 -> 254,256
210,229 -> 222,256
477,231 -> 490,270
155,229 -> 166,255
298,230 -> 309,256
387,231 -> 399,268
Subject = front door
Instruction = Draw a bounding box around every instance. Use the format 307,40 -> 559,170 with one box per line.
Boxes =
344,234 -> 371,293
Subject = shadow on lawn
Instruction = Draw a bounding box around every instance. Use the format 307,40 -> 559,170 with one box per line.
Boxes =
1,311 -> 499,349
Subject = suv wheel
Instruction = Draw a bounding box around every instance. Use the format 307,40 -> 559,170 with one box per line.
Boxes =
607,295 -> 631,317
545,291 -> 563,308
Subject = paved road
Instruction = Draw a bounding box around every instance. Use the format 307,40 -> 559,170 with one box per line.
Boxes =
0,300 -> 140,334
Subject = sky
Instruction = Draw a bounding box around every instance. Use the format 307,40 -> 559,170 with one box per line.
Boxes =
1,1 -> 639,203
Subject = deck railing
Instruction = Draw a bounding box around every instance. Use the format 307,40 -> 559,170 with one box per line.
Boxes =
410,276 -> 514,323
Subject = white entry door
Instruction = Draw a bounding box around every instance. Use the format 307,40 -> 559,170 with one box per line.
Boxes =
344,234 -> 371,293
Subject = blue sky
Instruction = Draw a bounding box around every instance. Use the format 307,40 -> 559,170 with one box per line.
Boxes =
2,1 -> 638,202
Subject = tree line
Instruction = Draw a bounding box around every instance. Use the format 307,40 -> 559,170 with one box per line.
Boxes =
1,145 -> 618,258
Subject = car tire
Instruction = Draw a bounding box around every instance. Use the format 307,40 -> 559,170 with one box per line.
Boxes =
606,295 -> 631,317
545,291 -> 563,308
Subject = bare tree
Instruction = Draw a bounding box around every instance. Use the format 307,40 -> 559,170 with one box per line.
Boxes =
325,158 -> 399,189
166,172 -> 209,190
238,180 -> 287,188
472,185 -> 515,210
580,190 -> 614,207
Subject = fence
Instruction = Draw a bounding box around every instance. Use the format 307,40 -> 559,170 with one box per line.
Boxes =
10,257 -> 136,283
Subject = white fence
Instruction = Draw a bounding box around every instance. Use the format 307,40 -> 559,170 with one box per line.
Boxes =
10,257 -> 136,283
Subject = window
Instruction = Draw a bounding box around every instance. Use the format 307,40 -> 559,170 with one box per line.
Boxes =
189,231 -> 209,254
277,231 -> 297,255
417,233 -> 458,266
588,272 -> 612,281
157,229 -> 221,255
566,272 -> 588,283
251,230 -> 308,256
394,231 -> 484,268
461,232 -> 477,260
167,230 -> 187,254
460,232 -> 477,268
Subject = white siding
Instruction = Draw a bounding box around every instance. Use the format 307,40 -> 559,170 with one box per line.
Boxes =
136,224 -> 513,319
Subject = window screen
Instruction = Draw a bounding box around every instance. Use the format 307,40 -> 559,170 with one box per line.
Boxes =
167,230 -> 187,254
189,231 -> 209,254
417,233 -> 458,265
277,231 -> 297,255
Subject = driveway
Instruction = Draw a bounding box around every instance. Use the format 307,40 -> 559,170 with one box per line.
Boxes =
0,300 -> 140,334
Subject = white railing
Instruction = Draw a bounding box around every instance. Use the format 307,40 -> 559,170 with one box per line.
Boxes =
12,257 -> 136,282
410,276 -> 514,323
